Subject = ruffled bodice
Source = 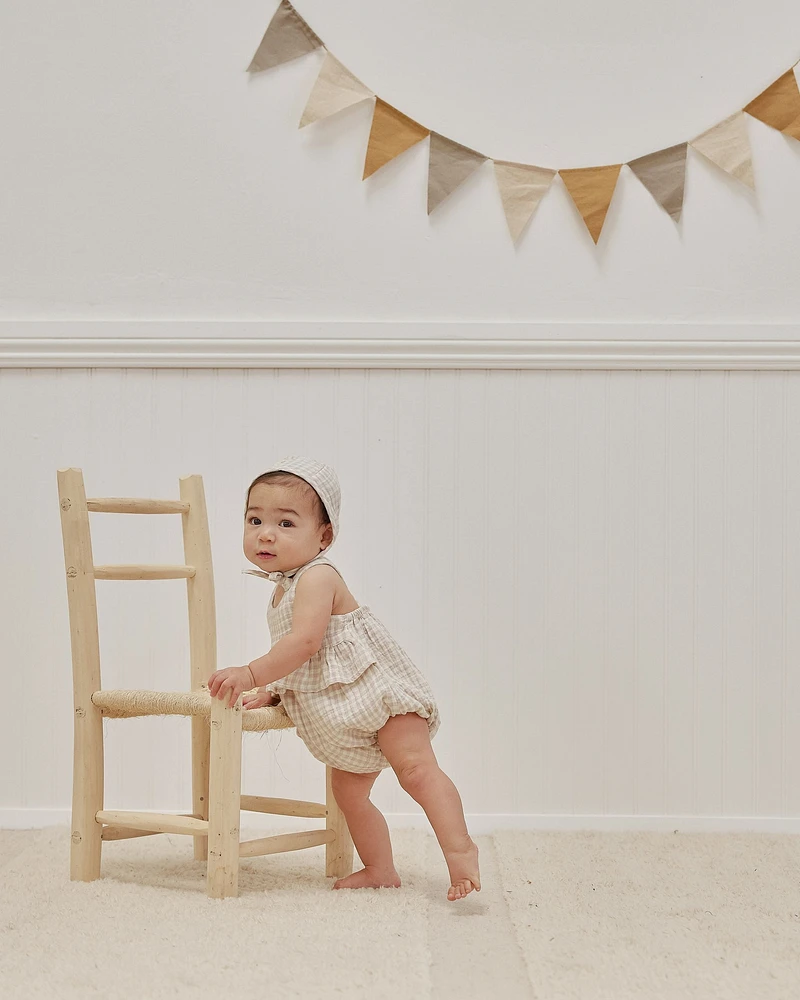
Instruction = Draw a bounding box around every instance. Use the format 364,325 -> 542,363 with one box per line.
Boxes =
242,553 -> 400,694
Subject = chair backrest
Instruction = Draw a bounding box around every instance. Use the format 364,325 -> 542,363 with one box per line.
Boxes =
57,468 -> 217,705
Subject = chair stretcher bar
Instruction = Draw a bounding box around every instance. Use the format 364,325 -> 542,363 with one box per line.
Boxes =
97,810 -> 334,857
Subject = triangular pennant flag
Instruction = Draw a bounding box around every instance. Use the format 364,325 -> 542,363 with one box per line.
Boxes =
427,133 -> 488,214
628,143 -> 687,223
247,0 -> 322,74
492,161 -> 556,242
299,53 -> 373,127
559,164 -> 622,244
363,99 -> 430,179
744,68 -> 800,134
689,111 -> 754,189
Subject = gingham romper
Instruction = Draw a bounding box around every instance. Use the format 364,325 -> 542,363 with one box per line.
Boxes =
259,552 -> 440,773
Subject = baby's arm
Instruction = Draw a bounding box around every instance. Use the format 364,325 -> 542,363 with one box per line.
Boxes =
246,568 -> 338,687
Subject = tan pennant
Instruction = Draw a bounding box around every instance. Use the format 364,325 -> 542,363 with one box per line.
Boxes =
299,53 -> 373,127
427,133 -> 488,214
689,111 -> 754,189
559,164 -> 622,244
492,161 -> 556,242
363,99 -> 430,179
628,143 -> 687,223
247,0 -> 322,74
744,68 -> 800,134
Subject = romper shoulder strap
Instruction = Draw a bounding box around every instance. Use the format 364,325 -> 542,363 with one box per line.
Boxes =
292,553 -> 342,586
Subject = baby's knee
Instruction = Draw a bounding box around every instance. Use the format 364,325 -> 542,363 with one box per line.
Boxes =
395,759 -> 438,794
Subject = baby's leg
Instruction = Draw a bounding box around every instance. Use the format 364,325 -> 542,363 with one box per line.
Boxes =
377,713 -> 481,902
329,768 -> 401,890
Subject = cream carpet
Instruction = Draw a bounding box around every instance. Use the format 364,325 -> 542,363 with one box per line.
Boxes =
1,826 -> 798,999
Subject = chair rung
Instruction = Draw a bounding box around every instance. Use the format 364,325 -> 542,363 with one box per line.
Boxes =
94,564 -> 196,580
97,810 -> 209,836
101,815 -> 201,841
240,794 -> 326,819
87,498 -> 190,514
239,830 -> 335,859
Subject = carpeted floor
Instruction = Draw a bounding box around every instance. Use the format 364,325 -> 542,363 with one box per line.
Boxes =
1,826 -> 798,999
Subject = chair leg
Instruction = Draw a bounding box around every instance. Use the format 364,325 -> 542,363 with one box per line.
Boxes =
325,765 -> 354,879
70,696 -> 104,881
191,715 -> 210,861
206,695 -> 243,899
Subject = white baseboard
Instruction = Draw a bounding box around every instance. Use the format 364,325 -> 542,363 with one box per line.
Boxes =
3,809 -> 799,834
1,321 -> 799,368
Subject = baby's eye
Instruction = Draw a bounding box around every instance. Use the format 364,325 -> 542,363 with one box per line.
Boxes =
279,520 -> 294,528
248,516 -> 261,525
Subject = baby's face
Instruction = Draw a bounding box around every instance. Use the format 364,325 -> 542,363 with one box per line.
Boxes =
244,482 -> 331,573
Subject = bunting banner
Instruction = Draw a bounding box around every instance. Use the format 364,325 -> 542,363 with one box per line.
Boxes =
247,0 -> 321,73
689,112 -> 755,189
493,161 -> 556,243
744,69 -> 800,138
427,134 -> 488,214
559,165 -> 623,244
363,100 -> 429,179
247,1 -> 800,246
299,53 -> 372,128
628,143 -> 687,224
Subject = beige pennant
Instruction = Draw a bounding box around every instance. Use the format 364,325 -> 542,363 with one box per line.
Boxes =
247,0 -> 322,74
299,53 -> 373,127
363,99 -> 430,179
492,161 -> 556,242
744,68 -> 800,133
628,143 -> 687,223
427,133 -> 488,214
690,111 -> 754,189
559,164 -> 622,244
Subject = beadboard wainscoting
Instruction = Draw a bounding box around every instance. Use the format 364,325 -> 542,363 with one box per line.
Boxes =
2,344 -> 800,832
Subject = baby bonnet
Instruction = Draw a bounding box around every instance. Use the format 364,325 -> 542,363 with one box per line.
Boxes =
257,455 -> 341,548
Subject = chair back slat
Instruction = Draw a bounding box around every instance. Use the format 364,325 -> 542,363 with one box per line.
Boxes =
179,475 -> 217,693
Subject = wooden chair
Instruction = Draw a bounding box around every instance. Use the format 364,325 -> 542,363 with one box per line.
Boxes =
57,467 -> 354,898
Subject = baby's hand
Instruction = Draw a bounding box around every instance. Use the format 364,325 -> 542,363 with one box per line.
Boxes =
242,687 -> 281,711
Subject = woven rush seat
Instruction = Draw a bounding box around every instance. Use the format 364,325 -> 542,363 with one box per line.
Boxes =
91,687 -> 294,732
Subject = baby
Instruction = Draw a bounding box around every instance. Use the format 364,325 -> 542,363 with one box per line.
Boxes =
208,456 -> 480,901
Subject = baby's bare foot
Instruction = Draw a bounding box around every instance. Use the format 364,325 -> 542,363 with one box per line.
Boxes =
332,866 -> 402,890
445,838 -> 481,901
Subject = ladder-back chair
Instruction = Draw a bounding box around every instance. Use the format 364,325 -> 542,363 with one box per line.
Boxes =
57,467 -> 354,898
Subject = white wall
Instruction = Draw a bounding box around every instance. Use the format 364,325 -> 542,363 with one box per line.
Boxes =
2,3 -> 800,832
1,0 -> 800,321
2,367 -> 800,831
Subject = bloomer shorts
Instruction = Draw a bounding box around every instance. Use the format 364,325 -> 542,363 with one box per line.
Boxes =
277,662 -> 441,773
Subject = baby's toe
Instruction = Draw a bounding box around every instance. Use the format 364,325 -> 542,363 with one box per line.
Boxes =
447,879 -> 473,901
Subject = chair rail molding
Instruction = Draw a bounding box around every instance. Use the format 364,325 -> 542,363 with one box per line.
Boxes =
1,321 -> 799,369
